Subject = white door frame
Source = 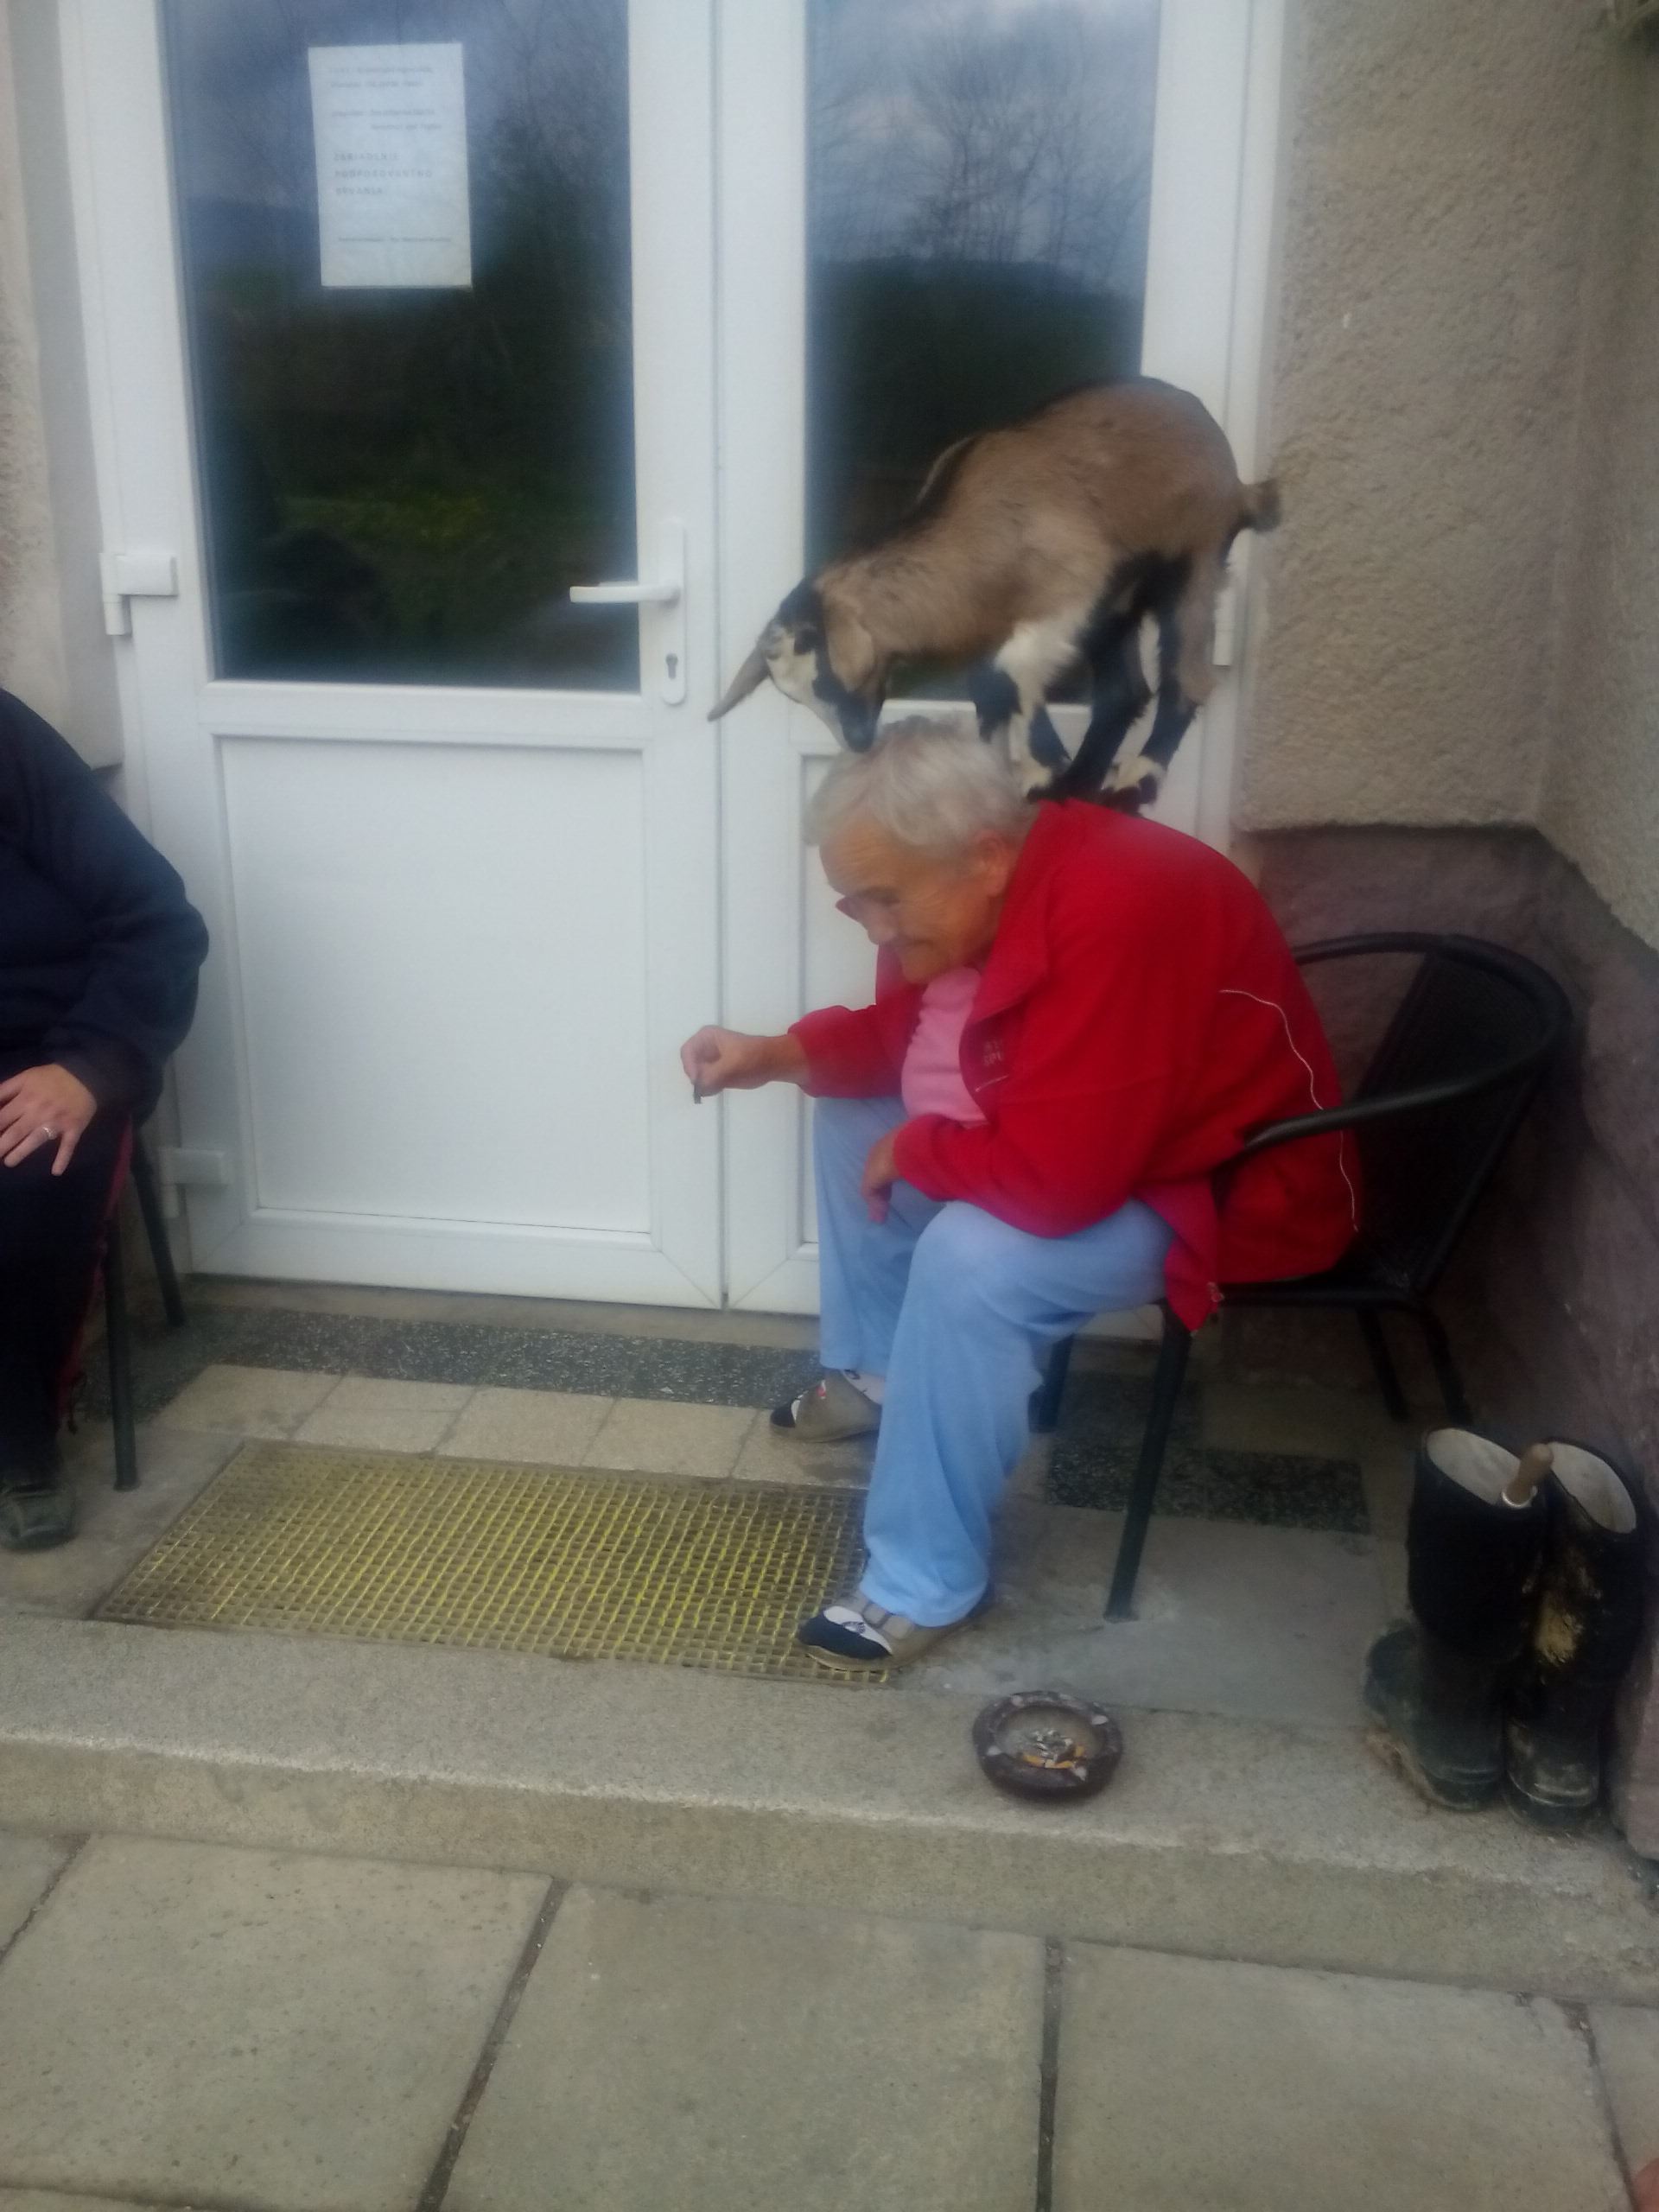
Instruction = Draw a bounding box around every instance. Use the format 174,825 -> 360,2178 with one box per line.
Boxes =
57,0 -> 727,1306
715,0 -> 1289,1314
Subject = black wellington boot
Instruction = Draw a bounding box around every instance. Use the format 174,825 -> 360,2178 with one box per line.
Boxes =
1504,1443 -> 1647,1828
1364,1429 -> 1548,1809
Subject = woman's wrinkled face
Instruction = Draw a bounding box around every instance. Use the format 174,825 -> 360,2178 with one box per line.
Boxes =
820,816 -> 1022,984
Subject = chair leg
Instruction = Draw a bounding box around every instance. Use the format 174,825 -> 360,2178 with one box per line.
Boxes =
1415,1305 -> 1472,1426
105,1212 -> 140,1493
1357,1309 -> 1409,1423
1033,1336 -> 1074,1434
1104,1309 -> 1192,1622
130,1136 -> 185,1328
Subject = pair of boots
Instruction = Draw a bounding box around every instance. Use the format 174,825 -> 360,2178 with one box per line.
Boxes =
1365,1429 -> 1647,1825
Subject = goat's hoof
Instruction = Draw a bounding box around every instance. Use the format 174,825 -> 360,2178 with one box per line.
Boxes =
1101,754 -> 1164,813
1098,782 -> 1149,814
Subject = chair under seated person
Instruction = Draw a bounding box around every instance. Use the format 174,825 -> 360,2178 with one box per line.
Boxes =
1032,933 -> 1573,1620
101,1131 -> 186,1491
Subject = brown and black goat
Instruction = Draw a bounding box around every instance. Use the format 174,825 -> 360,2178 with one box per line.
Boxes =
709,378 -> 1279,806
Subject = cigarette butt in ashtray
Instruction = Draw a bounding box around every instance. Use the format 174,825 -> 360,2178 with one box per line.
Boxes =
1503,1442 -> 1553,1509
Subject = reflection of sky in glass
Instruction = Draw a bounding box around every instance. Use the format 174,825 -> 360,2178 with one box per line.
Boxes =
167,0 -> 625,273
805,0 -> 1160,571
810,0 -> 1159,298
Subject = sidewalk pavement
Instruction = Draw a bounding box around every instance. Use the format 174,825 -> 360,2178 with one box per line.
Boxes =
0,1827 -> 1652,2212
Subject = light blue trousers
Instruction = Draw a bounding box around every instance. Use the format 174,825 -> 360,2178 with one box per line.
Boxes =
814,1096 -> 1174,1625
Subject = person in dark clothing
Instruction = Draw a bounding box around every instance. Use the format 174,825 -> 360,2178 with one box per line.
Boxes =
0,688 -> 207,1549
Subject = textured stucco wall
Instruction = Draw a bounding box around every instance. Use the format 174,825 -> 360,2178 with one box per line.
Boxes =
0,3 -> 124,766
1240,0 -> 1608,832
0,16 -> 68,726
1539,41 -> 1659,954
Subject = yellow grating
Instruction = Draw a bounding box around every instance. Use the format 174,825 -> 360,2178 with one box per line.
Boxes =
97,1443 -> 886,1686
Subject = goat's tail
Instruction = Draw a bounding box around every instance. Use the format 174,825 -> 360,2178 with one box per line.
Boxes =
1239,477 -> 1281,533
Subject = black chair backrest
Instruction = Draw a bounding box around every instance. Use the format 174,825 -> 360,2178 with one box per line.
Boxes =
1296,934 -> 1571,1294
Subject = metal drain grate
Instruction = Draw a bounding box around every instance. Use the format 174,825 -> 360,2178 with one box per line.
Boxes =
98,1443 -> 883,1684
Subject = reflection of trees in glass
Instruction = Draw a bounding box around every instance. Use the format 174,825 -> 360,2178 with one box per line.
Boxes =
166,0 -> 635,686
809,0 -> 1159,562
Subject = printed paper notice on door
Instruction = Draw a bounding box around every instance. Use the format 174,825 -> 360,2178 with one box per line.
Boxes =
309,43 -> 472,289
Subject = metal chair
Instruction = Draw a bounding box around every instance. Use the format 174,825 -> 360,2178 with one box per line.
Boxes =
103,1132 -> 186,1491
1033,933 -> 1573,1619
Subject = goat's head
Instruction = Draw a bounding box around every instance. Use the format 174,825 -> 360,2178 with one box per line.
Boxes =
708,581 -> 883,749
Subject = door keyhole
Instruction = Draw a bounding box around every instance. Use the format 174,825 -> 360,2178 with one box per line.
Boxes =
665,652 -> 679,681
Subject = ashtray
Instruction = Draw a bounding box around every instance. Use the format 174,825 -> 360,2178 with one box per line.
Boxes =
971,1689 -> 1123,1802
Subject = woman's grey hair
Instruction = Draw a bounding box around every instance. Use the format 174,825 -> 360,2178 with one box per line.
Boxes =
804,716 -> 1033,860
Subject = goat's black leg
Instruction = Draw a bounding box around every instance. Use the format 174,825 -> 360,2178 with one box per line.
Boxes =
964,663 -> 1020,743
1028,705 -> 1067,772
966,661 -> 1067,785
1046,623 -> 1149,801
1102,556 -> 1220,810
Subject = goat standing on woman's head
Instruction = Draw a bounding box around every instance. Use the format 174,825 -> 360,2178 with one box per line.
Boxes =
709,377 -> 1279,809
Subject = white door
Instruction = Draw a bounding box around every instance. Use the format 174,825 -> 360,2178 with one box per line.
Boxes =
62,0 -> 1280,1315
60,0 -> 724,1305
718,0 -> 1286,1313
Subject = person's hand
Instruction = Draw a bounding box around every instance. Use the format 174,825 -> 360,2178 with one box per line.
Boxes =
679,1027 -> 805,1098
861,1125 -> 901,1223
0,1063 -> 99,1175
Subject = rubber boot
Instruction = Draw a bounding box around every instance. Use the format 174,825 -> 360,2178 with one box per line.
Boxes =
1364,1429 -> 1548,1809
1504,1443 -> 1646,1827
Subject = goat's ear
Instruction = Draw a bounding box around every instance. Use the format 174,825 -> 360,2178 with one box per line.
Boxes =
707,642 -> 772,721
823,601 -> 880,698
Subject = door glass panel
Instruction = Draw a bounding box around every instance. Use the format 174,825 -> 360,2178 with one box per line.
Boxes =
165,0 -> 637,689
807,0 -> 1160,631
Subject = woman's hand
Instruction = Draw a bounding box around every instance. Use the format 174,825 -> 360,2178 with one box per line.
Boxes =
0,1064 -> 99,1174
679,1027 -> 806,1098
860,1126 -> 901,1223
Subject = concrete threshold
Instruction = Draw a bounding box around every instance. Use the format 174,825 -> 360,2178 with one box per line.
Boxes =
2,1615 -> 1655,2004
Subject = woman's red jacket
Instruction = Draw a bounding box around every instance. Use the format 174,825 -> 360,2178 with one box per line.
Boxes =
789,801 -> 1360,1329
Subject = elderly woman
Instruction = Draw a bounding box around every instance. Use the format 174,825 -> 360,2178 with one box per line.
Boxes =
682,720 -> 1356,1669
0,688 -> 207,1550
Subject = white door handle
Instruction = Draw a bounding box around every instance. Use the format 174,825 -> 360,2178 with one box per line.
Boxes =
569,579 -> 679,605
99,548 -> 179,637
570,519 -> 686,702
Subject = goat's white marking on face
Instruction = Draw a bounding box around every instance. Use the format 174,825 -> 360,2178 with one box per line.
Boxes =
763,632 -> 842,736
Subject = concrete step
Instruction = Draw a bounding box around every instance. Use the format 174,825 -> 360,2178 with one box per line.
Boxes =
2,1611 -> 1655,2005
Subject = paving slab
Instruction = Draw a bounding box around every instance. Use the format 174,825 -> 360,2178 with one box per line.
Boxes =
438,1385 -> 614,1465
908,1499 -> 1387,1728
1374,1533 -> 1409,1617
582,1395 -> 758,1477
1591,2004 -> 1659,2174
0,2196 -> 162,2210
1054,1945 -> 1628,2212
1,1616 -> 1654,2001
1351,1403 -> 1417,1542
155,1363 -> 340,1440
0,1836 -> 70,1951
0,2195 -> 160,2210
295,1375 -> 474,1452
1201,1378 -> 1364,1460
0,1835 -> 547,2212
731,1408 -> 874,1486
0,1424 -> 239,1620
446,1885 -> 1041,2212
